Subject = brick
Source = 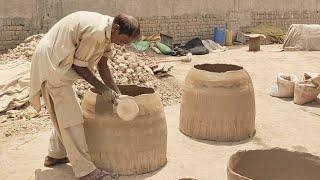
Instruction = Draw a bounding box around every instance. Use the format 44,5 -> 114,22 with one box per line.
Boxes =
18,34 -> 25,40
13,35 -> 19,40
10,26 -> 17,31
4,26 -> 11,31
16,26 -> 23,31
5,36 -> 12,41
6,19 -> 11,25
23,24 -> 30,31
4,31 -> 11,37
9,31 -> 15,36
11,18 -> 18,25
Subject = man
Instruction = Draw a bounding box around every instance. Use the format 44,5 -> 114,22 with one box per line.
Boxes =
29,11 -> 140,180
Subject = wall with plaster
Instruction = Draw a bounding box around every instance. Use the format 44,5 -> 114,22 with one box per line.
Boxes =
1,0 -> 320,52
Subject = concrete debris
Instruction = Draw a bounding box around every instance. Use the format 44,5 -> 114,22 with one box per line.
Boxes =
74,44 -> 155,99
150,63 -> 174,77
107,44 -> 154,84
0,105 -> 50,138
0,34 -> 45,64
76,44 -> 182,106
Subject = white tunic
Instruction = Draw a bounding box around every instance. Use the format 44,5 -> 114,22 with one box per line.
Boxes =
30,11 -> 114,112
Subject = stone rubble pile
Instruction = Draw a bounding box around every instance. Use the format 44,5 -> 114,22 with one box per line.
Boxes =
0,34 -> 181,106
76,44 -> 182,106
107,44 -> 154,84
0,34 -> 45,64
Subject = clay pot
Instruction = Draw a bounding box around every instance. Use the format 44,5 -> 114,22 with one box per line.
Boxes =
81,85 -> 167,175
180,64 -> 255,141
227,148 -> 320,180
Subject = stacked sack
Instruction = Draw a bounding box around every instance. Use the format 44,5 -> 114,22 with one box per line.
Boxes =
294,73 -> 320,105
270,73 -> 320,105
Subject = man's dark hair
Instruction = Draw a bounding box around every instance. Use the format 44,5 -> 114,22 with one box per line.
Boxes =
113,14 -> 140,37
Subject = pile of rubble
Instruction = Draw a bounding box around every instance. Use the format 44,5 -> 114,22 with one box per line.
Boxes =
0,105 -> 51,138
0,34 -> 45,64
0,34 -> 181,105
76,44 -> 182,105
107,44 -> 154,84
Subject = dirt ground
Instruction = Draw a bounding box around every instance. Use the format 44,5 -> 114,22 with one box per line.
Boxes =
1,44 -> 320,180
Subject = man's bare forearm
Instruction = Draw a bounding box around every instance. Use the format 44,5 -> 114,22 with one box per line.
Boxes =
97,57 -> 121,94
72,65 -> 109,93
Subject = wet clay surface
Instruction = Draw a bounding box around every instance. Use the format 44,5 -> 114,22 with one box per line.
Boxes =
118,85 -> 155,96
229,148 -> 320,180
194,64 -> 243,73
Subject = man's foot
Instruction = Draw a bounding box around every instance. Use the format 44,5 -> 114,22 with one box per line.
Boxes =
44,156 -> 69,167
80,169 -> 119,180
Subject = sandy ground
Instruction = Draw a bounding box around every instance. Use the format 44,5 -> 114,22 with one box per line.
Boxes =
1,44 -> 320,180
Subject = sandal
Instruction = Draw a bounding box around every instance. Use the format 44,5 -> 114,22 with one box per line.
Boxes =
44,156 -> 69,167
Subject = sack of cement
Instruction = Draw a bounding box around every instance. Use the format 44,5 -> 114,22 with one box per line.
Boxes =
304,72 -> 320,85
202,39 -> 226,52
294,81 -> 320,105
269,74 -> 298,98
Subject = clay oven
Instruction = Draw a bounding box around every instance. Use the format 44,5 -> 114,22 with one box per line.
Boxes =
180,64 -> 255,141
81,85 -> 167,175
228,148 -> 320,180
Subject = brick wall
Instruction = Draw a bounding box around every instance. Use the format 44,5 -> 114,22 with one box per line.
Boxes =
35,0 -> 62,33
1,0 -> 320,54
0,18 -> 33,53
139,12 -> 238,44
251,11 -> 320,30
0,0 -> 61,54
2,10 -> 320,53
140,10 -> 320,45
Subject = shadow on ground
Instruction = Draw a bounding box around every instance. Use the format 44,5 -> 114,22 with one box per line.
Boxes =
303,98 -> 320,108
119,168 -> 164,180
182,130 -> 256,146
34,163 -> 165,180
277,97 -> 293,102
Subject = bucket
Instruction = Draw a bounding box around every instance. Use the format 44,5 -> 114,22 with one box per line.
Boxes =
213,27 -> 226,46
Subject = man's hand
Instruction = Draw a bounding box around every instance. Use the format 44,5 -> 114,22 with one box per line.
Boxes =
72,65 -> 119,103
92,86 -> 119,104
102,88 -> 119,104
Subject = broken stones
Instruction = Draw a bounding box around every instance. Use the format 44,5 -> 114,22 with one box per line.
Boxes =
118,63 -> 127,72
0,34 -> 45,64
126,68 -> 134,74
